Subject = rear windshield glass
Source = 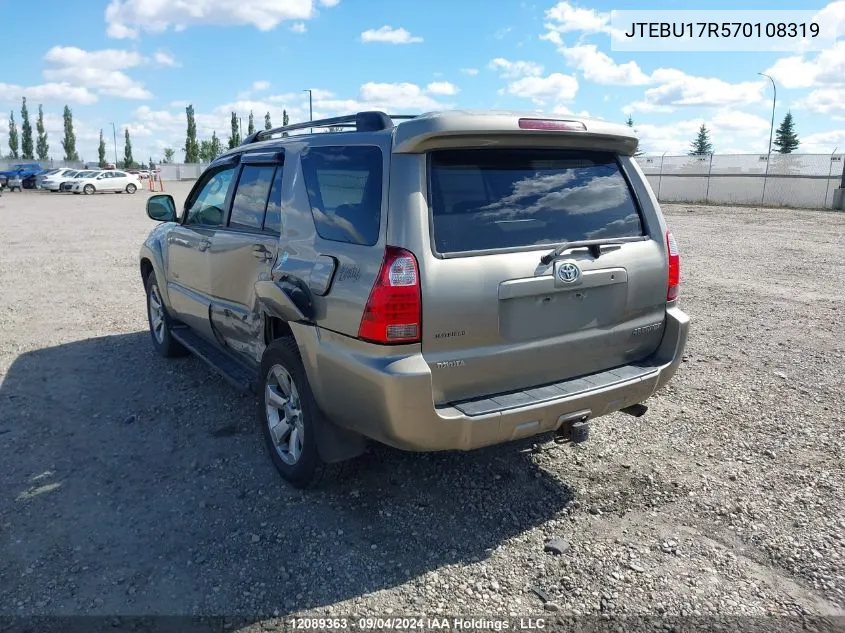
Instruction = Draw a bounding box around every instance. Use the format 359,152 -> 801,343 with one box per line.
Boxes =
428,149 -> 643,254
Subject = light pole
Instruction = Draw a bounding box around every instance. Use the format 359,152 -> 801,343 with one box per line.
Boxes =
109,122 -> 118,166
758,72 -> 776,156
303,89 -> 313,133
758,72 -> 777,206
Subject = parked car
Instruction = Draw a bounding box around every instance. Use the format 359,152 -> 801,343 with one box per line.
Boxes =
59,170 -> 101,192
5,174 -> 24,191
41,168 -> 82,192
139,110 -> 690,488
0,162 -> 43,189
71,170 -> 141,194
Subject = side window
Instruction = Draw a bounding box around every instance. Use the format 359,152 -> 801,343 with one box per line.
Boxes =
300,145 -> 383,246
184,166 -> 236,227
263,167 -> 284,234
229,165 -> 276,230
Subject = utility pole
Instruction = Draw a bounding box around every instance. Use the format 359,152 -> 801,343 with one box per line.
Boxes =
109,122 -> 118,165
303,89 -> 313,133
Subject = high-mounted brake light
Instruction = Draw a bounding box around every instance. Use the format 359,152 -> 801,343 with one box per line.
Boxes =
666,229 -> 680,301
518,118 -> 587,131
358,246 -> 422,344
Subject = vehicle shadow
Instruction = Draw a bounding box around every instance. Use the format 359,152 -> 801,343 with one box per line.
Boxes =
0,332 -> 574,618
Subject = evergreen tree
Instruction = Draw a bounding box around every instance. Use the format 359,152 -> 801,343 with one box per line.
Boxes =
20,98 -> 33,159
123,127 -> 134,169
210,131 -> 221,158
773,111 -> 799,154
162,148 -> 175,163
61,106 -> 79,161
98,130 -> 107,167
626,114 -> 644,157
264,112 -> 272,130
36,104 -> 49,160
247,110 -> 255,135
184,104 -> 199,162
688,124 -> 713,156
8,111 -> 19,159
228,112 -> 240,149
281,109 -> 290,137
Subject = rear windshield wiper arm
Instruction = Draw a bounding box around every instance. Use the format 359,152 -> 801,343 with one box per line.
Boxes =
539,236 -> 647,266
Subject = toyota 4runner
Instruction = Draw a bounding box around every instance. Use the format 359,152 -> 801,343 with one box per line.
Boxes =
139,110 -> 690,488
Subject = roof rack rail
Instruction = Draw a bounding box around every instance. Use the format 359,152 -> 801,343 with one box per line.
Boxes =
241,111 -> 418,145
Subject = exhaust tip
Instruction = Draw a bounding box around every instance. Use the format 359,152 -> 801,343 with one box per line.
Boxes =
620,403 -> 648,418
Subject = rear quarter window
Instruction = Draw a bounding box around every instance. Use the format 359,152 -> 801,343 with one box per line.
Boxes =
428,149 -> 644,255
300,145 -> 383,246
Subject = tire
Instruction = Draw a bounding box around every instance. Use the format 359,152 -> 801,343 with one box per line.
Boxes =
126,183 -> 137,194
83,184 -> 95,195
144,272 -> 187,358
259,337 -> 334,489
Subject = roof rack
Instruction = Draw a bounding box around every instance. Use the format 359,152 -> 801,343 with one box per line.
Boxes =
241,111 -> 418,145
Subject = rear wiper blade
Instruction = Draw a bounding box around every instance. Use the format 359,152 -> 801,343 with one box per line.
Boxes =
539,236 -> 647,266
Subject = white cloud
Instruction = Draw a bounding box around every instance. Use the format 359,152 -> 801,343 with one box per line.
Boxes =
425,81 -> 459,96
795,88 -> 845,115
764,41 -> 845,89
0,82 -> 98,105
558,44 -> 649,86
460,68 -> 479,76
801,128 -> 845,153
105,0 -> 337,38
43,45 -> 152,100
290,22 -> 307,33
545,1 -> 610,34
638,70 -> 764,109
489,58 -> 543,79
505,72 -> 579,106
632,109 -> 772,154
360,25 -> 423,44
154,51 -> 179,67
252,80 -> 270,92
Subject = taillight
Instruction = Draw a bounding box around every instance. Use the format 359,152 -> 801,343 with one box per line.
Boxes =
358,246 -> 421,344
666,229 -> 680,301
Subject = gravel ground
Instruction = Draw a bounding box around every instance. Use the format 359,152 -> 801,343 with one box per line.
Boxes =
0,187 -> 843,629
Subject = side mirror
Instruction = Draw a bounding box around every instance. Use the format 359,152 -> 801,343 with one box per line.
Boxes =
146,194 -> 177,222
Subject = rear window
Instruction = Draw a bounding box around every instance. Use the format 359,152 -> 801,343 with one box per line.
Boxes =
428,149 -> 644,255
300,145 -> 383,246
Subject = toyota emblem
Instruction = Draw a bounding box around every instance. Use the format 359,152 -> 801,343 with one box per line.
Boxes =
557,261 -> 581,283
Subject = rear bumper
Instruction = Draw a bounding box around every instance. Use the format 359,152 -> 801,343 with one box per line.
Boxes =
293,306 -> 689,452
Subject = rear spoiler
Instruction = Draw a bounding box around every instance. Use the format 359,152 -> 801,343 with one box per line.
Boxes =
392,112 -> 639,156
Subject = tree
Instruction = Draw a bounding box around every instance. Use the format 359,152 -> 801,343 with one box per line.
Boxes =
162,147 -> 176,163
8,111 -> 19,159
689,124 -> 713,156
36,105 -> 49,160
773,111 -> 799,154
62,106 -> 79,161
247,110 -> 255,135
198,139 -> 212,163
228,112 -> 240,149
20,98 -> 33,159
123,127 -> 134,169
210,131 -> 222,159
626,114 -> 644,157
281,109 -> 290,137
97,130 -> 107,167
184,104 -> 199,162
264,112 -> 272,130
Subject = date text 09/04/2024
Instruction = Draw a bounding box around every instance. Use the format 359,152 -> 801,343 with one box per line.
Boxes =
287,617 -> 548,630
623,22 -> 820,38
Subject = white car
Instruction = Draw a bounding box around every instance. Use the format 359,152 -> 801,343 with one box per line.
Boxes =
71,170 -> 142,195
41,168 -> 81,191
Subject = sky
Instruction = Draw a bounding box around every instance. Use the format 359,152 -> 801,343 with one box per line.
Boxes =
1,0 -> 844,163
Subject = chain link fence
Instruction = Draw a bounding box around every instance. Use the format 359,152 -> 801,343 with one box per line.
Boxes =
635,153 -> 844,209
